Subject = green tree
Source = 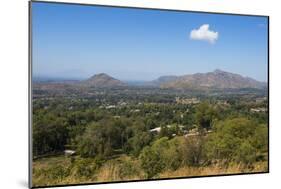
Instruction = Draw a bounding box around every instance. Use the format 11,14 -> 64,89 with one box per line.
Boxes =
76,118 -> 129,158
33,113 -> 68,156
139,137 -> 183,178
195,102 -> 217,133
139,138 -> 168,178
128,131 -> 152,156
182,136 -> 206,166
206,117 -> 267,165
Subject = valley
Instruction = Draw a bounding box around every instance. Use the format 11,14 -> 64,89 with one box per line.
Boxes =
32,70 -> 268,187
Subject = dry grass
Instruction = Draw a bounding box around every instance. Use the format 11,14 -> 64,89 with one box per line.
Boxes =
32,155 -> 145,187
95,155 -> 145,182
159,161 -> 268,178
32,155 -> 268,187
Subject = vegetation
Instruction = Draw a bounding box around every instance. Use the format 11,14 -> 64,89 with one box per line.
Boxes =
32,86 -> 268,187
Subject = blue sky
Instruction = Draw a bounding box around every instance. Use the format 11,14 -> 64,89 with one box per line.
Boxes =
32,2 -> 268,82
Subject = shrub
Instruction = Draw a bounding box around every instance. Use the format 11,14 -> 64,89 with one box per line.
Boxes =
206,117 -> 268,165
235,141 -> 256,165
45,165 -> 71,180
139,138 -> 169,178
117,158 -> 141,179
139,137 -> 184,178
128,131 -> 153,156
182,136 -> 206,166
139,146 -> 164,179
72,158 -> 102,178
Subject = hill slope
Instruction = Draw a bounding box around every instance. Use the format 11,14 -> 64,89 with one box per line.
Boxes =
148,75 -> 179,86
83,73 -> 126,87
160,69 -> 266,90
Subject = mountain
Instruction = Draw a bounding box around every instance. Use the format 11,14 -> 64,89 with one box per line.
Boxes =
36,70 -> 266,90
160,69 -> 267,90
149,75 -> 179,86
83,73 -> 126,87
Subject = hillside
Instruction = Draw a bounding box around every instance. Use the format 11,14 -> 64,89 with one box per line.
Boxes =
160,69 -> 266,90
83,73 -> 126,87
148,75 -> 179,86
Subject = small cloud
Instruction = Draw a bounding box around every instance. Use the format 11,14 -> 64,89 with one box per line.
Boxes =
190,24 -> 219,44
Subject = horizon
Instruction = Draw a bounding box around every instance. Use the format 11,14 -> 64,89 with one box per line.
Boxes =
33,68 -> 267,83
32,2 -> 268,82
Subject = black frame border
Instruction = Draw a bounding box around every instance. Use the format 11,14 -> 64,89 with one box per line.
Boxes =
28,1 -> 270,188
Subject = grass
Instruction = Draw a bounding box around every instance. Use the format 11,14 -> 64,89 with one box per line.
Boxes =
159,161 -> 268,178
32,155 -> 268,187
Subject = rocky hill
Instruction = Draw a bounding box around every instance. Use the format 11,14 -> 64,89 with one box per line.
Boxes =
83,73 -> 126,87
160,69 -> 266,90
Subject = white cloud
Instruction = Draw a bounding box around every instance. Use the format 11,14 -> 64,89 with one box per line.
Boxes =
190,24 -> 219,44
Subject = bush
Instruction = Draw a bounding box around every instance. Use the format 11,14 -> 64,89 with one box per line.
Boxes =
128,131 -> 152,156
250,124 -> 268,152
33,113 -> 68,156
182,136 -> 206,166
72,158 -> 103,178
195,101 -> 217,132
235,141 -> 256,165
139,146 -> 164,179
117,158 -> 141,179
76,118 -> 129,158
162,137 -> 184,170
206,117 -> 268,165
139,137 -> 184,178
45,165 -> 71,180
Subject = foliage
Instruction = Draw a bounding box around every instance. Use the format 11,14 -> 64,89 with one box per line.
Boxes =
127,131 -> 152,156
195,101 -> 217,132
139,137 -> 184,178
72,158 -> 103,178
206,117 -> 268,165
76,118 -> 130,158
182,136 -> 206,166
33,113 -> 68,156
32,86 -> 268,185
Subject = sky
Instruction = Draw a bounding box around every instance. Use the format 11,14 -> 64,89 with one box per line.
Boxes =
32,2 -> 268,82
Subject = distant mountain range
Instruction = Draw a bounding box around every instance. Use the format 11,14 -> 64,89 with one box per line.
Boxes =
159,69 -> 267,90
36,69 -> 267,90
